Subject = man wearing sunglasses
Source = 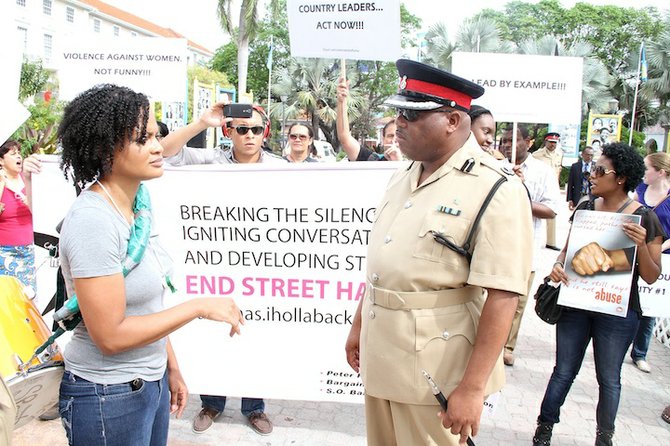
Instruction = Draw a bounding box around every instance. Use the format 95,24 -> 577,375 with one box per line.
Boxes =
161,104 -> 285,166
344,59 -> 533,446
159,105 -> 279,437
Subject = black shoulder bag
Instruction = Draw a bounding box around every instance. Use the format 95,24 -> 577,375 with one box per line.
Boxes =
534,277 -> 563,324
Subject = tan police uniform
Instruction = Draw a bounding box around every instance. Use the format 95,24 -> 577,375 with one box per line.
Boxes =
360,135 -> 533,445
1,377 -> 16,446
533,147 -> 562,247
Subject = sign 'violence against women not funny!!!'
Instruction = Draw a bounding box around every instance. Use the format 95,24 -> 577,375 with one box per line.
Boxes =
287,0 -> 401,61
55,37 -> 187,102
452,52 -> 584,125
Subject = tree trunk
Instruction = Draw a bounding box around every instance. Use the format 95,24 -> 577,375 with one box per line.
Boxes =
237,37 -> 250,96
237,2 -> 250,96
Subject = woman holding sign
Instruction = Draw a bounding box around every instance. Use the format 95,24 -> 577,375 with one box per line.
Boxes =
532,143 -> 664,446
56,84 -> 244,446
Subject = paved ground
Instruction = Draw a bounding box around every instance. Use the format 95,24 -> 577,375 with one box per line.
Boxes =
11,196 -> 670,445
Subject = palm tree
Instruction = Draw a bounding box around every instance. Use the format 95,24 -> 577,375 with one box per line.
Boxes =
217,0 -> 280,96
456,17 -> 503,53
273,58 -> 356,145
424,17 -> 511,70
643,21 -> 670,150
423,22 -> 456,70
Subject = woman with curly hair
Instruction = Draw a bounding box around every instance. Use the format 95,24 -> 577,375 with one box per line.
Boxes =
532,143 -> 664,446
56,84 -> 244,446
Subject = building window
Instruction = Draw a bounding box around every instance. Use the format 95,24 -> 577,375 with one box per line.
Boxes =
93,18 -> 101,33
66,6 -> 74,23
43,33 -> 53,62
113,25 -> 120,36
17,26 -> 28,52
17,0 -> 26,7
43,0 -> 52,15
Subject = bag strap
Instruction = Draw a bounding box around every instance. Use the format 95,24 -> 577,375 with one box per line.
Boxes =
652,192 -> 670,210
434,176 -> 508,263
461,176 -> 508,262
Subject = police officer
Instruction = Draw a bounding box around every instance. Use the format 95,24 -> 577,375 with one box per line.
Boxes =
345,59 -> 533,445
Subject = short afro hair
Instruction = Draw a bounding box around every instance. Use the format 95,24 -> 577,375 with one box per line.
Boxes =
58,84 -> 150,187
601,143 -> 644,193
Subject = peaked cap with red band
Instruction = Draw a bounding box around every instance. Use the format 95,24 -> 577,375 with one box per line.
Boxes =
383,59 -> 484,112
544,132 -> 560,142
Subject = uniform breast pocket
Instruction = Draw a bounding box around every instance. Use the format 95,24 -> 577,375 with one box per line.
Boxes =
413,214 -> 472,265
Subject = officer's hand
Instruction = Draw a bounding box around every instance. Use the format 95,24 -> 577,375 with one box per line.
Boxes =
512,165 -> 525,182
439,385 -> 484,444
568,200 -> 575,211
571,242 -> 614,276
345,325 -> 361,373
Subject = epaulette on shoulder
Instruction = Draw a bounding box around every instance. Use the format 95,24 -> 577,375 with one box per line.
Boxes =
479,156 -> 516,179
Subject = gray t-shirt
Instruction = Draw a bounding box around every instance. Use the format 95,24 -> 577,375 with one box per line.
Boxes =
59,190 -> 172,384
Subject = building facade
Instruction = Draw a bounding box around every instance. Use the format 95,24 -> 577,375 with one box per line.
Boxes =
12,0 -> 213,69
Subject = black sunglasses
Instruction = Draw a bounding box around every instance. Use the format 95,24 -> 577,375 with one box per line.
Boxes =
592,165 -> 616,178
230,125 -> 264,136
396,108 -> 454,123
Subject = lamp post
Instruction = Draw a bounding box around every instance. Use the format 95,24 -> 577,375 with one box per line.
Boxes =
280,94 -> 288,149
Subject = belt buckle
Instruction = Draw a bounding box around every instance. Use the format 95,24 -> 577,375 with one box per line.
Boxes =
368,283 -> 376,304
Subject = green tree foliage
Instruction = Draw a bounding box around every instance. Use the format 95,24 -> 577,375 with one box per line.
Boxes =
12,58 -> 62,154
11,97 -> 64,155
18,59 -> 50,101
211,0 -> 290,102
478,0 -> 663,77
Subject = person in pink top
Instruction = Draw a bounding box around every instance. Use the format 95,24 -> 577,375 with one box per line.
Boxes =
0,139 -> 41,290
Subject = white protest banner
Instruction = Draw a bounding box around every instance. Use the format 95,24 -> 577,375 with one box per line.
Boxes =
32,159 -> 399,403
55,37 -> 187,102
451,52 -> 583,124
558,210 -> 640,317
639,254 -> 670,318
287,0 -> 401,61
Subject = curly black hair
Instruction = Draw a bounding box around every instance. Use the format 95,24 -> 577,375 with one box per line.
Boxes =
601,143 -> 644,193
58,84 -> 150,187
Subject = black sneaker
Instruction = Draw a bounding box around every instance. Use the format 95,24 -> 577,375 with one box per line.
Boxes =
532,419 -> 554,446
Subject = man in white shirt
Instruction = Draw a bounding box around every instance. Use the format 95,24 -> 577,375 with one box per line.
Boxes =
500,125 -> 561,366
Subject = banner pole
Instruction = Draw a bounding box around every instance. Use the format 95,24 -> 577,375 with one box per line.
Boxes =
340,58 -> 346,81
511,122 -> 518,166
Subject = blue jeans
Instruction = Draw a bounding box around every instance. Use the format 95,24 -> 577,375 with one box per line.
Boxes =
59,370 -> 169,446
538,308 -> 640,432
200,395 -> 264,417
631,316 -> 655,361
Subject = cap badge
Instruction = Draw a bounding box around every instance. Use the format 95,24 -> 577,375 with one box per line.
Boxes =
398,75 -> 407,91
